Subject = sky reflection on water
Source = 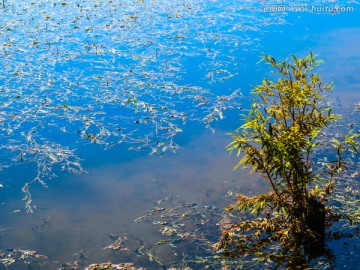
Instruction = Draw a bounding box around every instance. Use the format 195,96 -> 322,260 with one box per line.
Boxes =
1,0 -> 360,269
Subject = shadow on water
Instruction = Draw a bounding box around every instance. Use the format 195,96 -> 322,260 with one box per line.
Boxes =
1,130 -> 359,269
0,131 -> 267,269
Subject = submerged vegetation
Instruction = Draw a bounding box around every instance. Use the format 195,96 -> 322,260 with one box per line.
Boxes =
1,0 -> 360,269
0,50 -> 359,270
1,0 -> 271,212
64,53 -> 359,270
215,52 -> 360,268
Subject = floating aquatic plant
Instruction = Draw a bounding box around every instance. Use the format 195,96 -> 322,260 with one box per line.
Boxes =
2,0 -> 279,209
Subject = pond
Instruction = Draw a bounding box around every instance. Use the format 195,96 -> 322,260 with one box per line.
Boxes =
0,0 -> 360,269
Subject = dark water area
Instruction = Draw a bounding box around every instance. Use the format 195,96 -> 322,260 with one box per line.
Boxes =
1,0 -> 360,269
1,131 -> 265,269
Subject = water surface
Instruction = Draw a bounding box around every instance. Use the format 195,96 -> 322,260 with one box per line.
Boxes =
1,0 -> 360,269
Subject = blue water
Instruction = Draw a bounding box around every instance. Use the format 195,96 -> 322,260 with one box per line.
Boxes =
1,0 -> 360,269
